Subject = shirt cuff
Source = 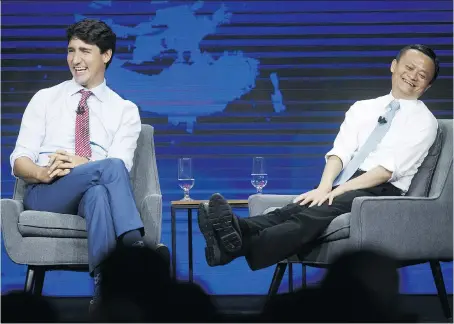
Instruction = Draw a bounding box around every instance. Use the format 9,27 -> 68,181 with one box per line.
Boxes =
10,153 -> 36,178
325,149 -> 350,170
376,158 -> 399,182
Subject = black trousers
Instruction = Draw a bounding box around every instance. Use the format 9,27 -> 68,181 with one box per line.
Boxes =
240,178 -> 402,270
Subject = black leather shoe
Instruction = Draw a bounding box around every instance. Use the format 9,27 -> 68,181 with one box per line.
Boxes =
208,193 -> 242,253
197,202 -> 234,266
131,240 -> 145,248
155,243 -> 171,272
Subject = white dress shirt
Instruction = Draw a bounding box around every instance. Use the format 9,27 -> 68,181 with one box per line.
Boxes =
10,79 -> 141,174
326,93 -> 438,193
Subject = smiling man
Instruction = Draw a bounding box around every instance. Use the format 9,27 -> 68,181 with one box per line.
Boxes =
10,19 -> 145,310
198,44 -> 440,271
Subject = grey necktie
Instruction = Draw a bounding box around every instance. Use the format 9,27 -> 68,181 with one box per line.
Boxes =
333,100 -> 400,186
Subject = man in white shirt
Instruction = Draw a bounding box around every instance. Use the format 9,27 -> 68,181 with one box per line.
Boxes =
198,44 -> 440,270
10,19 -> 144,307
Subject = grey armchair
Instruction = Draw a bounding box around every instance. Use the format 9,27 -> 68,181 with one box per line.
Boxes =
248,119 -> 453,320
1,124 -> 163,295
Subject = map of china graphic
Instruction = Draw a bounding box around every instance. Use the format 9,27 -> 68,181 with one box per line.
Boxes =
77,1 -> 286,133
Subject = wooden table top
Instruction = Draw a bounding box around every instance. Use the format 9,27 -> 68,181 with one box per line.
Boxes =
171,199 -> 248,206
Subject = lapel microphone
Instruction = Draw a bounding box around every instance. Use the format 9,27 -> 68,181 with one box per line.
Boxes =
378,116 -> 387,124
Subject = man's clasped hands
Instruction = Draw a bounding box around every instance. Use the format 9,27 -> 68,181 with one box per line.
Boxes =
39,150 -> 89,183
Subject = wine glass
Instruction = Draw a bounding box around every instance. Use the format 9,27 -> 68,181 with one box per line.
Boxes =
251,156 -> 268,194
178,157 -> 194,201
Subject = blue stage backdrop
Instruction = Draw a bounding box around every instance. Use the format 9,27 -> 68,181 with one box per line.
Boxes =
1,0 -> 452,296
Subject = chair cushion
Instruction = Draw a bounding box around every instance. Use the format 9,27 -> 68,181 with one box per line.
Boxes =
18,210 -> 87,238
406,126 -> 443,197
262,207 -> 350,242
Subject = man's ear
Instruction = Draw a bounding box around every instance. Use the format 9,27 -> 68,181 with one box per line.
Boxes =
102,49 -> 112,65
390,59 -> 397,73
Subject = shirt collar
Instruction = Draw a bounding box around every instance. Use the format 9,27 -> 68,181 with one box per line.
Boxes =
67,78 -> 108,102
387,91 -> 419,106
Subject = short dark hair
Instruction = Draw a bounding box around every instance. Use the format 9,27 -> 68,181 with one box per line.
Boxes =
66,19 -> 116,69
396,44 -> 440,84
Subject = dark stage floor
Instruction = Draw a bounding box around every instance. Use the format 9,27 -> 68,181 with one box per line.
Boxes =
39,294 -> 453,322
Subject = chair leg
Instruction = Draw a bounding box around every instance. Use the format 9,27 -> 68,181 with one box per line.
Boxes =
267,262 -> 288,298
33,268 -> 46,296
288,263 -> 293,292
24,266 -> 46,295
24,266 -> 36,293
301,264 -> 307,289
429,261 -> 452,321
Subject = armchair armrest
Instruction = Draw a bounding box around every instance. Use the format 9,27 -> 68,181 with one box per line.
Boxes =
139,194 -> 162,247
248,194 -> 298,217
349,196 -> 453,261
1,199 -> 25,264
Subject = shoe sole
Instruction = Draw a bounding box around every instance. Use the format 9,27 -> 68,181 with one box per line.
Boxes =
209,193 -> 242,253
197,202 -> 222,267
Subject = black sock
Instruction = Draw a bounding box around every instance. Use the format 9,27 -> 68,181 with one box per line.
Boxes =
238,235 -> 251,257
93,266 -> 102,300
233,218 -> 253,257
93,266 -> 101,277
237,218 -> 251,236
121,229 -> 143,246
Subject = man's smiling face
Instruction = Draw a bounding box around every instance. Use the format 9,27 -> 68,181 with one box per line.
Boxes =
67,37 -> 111,89
390,49 -> 435,100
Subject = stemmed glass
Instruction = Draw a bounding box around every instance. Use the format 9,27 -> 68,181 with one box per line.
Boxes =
251,156 -> 268,194
178,157 -> 194,201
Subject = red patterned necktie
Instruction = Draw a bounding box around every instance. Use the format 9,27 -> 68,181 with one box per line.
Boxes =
75,89 -> 92,158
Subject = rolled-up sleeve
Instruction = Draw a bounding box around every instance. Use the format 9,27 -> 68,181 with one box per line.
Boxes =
325,102 -> 360,169
372,117 -> 438,182
107,101 -> 141,172
10,90 -> 47,176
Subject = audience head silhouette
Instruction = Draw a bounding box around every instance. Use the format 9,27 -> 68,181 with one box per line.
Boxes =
2,291 -> 58,323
